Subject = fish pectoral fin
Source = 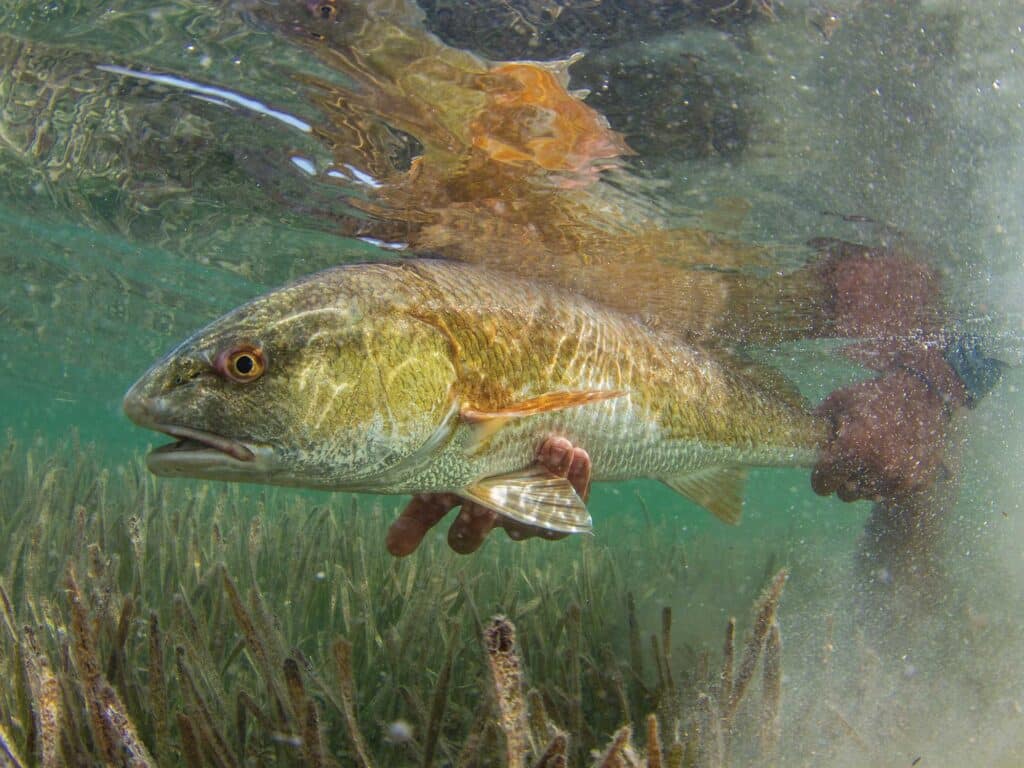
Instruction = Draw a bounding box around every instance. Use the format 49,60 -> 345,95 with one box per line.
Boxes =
461,389 -> 628,424
662,466 -> 748,525
461,389 -> 627,453
462,466 -> 593,534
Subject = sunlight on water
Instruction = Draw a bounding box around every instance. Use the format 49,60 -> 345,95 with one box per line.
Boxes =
0,1 -> 1022,766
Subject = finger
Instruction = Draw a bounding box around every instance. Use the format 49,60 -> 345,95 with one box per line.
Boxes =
498,437 -> 592,542
502,439 -> 592,541
385,493 -> 460,557
537,435 -> 574,475
837,483 -> 864,503
810,462 -> 841,497
566,447 -> 591,502
447,503 -> 499,554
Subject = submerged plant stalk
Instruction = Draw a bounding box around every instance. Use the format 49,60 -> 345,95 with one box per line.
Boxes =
0,714 -> 27,768
719,618 -> 735,714
422,623 -> 459,768
20,625 -> 61,768
594,724 -> 633,768
760,621 -> 782,758
148,612 -> 171,762
646,714 -> 662,768
331,638 -> 375,768
484,616 -> 529,768
725,569 -> 788,723
66,570 -> 156,767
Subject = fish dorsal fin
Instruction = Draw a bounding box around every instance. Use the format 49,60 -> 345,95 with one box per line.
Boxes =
462,389 -> 627,452
704,347 -> 809,411
737,362 -> 808,411
699,196 -> 752,232
462,466 -> 593,534
662,466 -> 748,525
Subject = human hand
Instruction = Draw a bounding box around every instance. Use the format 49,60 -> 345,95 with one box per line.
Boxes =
809,238 -> 977,504
811,356 -> 966,503
385,436 -> 592,557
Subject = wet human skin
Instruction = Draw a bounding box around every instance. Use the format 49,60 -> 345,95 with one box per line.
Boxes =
808,239 -> 971,504
385,436 -> 591,556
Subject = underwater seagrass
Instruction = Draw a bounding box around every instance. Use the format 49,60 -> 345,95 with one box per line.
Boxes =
123,260 -> 826,535
1,434 -> 815,767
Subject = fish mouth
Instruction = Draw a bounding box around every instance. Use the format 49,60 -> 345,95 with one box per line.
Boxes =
149,424 -> 255,463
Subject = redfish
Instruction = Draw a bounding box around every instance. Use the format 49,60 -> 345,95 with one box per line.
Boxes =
124,260 -> 825,533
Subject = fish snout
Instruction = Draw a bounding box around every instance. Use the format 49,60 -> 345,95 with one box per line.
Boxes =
122,382 -> 170,429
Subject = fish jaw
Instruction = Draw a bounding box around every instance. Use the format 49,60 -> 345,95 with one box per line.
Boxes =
145,440 -> 278,481
123,382 -> 278,482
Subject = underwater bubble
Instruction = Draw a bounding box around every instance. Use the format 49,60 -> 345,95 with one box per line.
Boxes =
383,719 -> 414,744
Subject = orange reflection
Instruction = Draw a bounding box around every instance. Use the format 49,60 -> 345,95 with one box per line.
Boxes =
470,62 -> 631,177
260,0 -> 825,344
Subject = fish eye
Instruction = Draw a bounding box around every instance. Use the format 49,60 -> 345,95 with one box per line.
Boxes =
307,0 -> 337,20
216,345 -> 266,383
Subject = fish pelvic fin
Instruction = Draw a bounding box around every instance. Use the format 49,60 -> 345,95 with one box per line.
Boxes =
662,466 -> 748,525
462,466 -> 593,534
461,389 -> 627,454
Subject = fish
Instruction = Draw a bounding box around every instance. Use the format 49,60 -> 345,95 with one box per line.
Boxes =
123,260 -> 827,534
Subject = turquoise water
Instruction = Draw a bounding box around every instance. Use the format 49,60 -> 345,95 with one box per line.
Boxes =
1,1 -> 1023,765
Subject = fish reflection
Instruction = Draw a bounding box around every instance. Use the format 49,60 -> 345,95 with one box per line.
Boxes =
235,0 -> 829,345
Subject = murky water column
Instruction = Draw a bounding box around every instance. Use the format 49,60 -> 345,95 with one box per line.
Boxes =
742,3 -> 1024,763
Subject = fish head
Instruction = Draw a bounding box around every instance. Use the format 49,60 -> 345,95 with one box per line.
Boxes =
123,267 -> 457,489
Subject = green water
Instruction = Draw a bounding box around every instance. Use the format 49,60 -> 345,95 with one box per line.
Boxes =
1,1 -> 1023,766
